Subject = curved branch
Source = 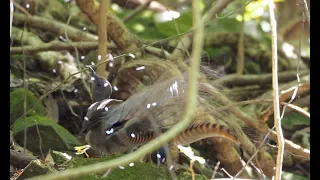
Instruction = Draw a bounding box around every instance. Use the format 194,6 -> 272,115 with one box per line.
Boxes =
29,1 -> 205,179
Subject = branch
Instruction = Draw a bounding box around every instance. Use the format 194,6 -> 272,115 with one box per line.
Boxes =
213,70 -> 309,87
29,0 -> 204,179
10,149 -> 37,169
268,130 -> 310,160
13,13 -> 98,42
10,41 -> 116,55
261,82 -> 310,122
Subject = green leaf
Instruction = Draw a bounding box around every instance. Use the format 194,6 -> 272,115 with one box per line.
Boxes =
13,115 -> 81,155
282,111 -> 310,127
206,18 -> 241,33
10,88 -> 46,124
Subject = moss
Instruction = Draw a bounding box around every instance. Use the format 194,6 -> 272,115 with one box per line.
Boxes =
67,156 -> 207,180
12,115 -> 81,154
10,88 -> 46,124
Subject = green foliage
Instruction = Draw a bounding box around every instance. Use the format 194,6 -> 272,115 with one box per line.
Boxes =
12,115 -> 81,154
10,88 -> 46,124
67,156 -> 207,180
206,18 -> 241,33
282,172 -> 309,180
154,11 -> 193,37
282,112 -> 310,127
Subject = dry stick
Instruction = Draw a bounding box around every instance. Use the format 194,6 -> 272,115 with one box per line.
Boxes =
299,0 -> 310,28
213,70 -> 309,86
261,82 -> 310,122
233,127 -> 275,179
28,1 -> 204,179
64,10 -> 93,102
268,131 -> 310,160
96,0 -> 108,76
10,41 -> 115,54
217,99 -> 310,119
268,1 -> 284,179
10,150 -> 37,168
123,0 -> 153,23
20,16 -> 29,155
13,12 -> 98,42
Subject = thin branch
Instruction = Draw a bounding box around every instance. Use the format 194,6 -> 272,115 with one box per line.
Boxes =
299,0 -> 310,28
13,12 -> 98,42
268,130 -> 310,160
268,1 -> 284,179
10,41 -> 116,55
261,82 -> 310,122
213,70 -> 309,86
233,127 -> 275,179
216,99 -> 310,119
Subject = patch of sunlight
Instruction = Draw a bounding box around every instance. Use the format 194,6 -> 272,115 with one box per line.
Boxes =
133,23 -> 145,32
111,4 -> 123,13
154,11 -> 180,23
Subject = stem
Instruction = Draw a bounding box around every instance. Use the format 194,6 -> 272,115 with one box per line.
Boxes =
268,0 -> 284,179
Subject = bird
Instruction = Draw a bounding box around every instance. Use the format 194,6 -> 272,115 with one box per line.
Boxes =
80,68 -> 242,157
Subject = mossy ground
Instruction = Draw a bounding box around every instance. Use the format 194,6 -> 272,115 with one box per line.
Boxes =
67,155 -> 207,180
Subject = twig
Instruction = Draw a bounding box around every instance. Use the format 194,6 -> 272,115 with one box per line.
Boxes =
97,0 -> 109,77
13,12 -> 98,42
10,41 -> 116,55
28,1 -> 204,179
144,46 -> 171,59
34,120 -> 44,159
123,0 -> 153,23
268,1 -> 284,179
210,161 -> 220,180
189,160 -> 195,180
12,1 -> 32,17
216,99 -> 310,118
20,15 -> 29,155
268,130 -> 310,160
299,0 -> 310,28
64,9 -> 93,102
261,82 -> 309,123
60,90 -> 80,118
233,127 -> 275,179
213,70 -> 309,86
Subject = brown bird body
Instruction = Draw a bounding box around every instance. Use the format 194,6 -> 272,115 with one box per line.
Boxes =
82,75 -> 242,156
